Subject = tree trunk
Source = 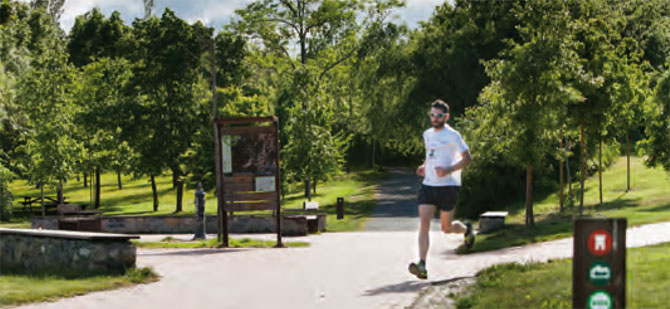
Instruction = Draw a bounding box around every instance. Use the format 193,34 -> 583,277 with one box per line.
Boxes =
313,178 -> 317,195
579,120 -> 585,215
626,134 -> 631,192
84,173 -> 87,187
525,160 -> 535,228
172,169 -> 178,189
566,142 -> 573,208
40,185 -> 45,217
598,140 -> 603,208
559,128 -> 564,212
58,178 -> 64,204
377,141 -> 383,171
370,139 -> 376,168
175,171 -> 183,213
117,171 -> 123,190
304,176 -> 312,201
95,168 -> 101,209
151,175 -> 159,211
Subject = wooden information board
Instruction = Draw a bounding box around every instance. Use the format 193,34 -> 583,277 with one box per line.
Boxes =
214,116 -> 282,247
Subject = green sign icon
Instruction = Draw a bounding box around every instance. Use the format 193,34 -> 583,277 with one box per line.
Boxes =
588,261 -> 612,286
588,290 -> 612,309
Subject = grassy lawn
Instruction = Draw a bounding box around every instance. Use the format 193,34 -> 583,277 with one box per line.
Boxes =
4,169 -> 385,232
453,242 -> 670,308
133,236 -> 309,249
0,267 -> 158,307
458,157 -> 670,253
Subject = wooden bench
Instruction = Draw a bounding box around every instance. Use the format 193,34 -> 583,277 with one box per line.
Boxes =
479,211 -> 509,234
284,201 -> 326,234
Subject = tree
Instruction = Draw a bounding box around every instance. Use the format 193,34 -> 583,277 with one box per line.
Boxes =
30,0 -> 65,25
67,9 -> 130,67
477,0 -> 582,227
640,65 -> 670,171
0,163 -> 12,221
408,0 -> 522,119
234,0 -> 402,199
128,9 -> 210,212
0,3 -> 32,175
18,34 -> 81,214
565,0 -> 645,210
75,57 -> 134,207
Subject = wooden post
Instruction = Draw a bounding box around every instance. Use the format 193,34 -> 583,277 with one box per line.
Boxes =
573,218 -> 626,309
210,40 -> 226,245
274,118 -> 283,247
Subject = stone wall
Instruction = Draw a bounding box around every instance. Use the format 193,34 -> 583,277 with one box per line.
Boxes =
0,228 -> 138,274
32,214 -> 326,236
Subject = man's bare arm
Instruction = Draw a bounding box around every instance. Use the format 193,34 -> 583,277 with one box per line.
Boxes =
416,163 -> 426,177
435,150 -> 472,177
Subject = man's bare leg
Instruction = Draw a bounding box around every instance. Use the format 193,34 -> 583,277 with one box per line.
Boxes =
440,209 -> 466,234
410,204 -> 436,279
418,204 -> 436,261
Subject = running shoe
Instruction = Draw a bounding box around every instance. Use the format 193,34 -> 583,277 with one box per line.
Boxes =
408,261 -> 427,280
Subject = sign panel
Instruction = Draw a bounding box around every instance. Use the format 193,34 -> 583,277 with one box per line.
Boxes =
573,219 -> 626,309
588,291 -> 613,309
588,261 -> 612,286
255,176 -> 276,192
588,230 -> 613,256
222,135 -> 232,174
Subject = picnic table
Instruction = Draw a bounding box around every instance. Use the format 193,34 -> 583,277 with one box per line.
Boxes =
20,196 -> 69,213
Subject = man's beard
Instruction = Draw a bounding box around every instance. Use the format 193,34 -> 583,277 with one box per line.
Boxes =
431,119 -> 445,128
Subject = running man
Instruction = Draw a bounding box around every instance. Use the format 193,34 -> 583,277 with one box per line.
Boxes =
409,99 -> 475,280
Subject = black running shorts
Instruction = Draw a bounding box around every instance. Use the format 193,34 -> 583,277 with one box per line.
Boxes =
417,185 -> 460,211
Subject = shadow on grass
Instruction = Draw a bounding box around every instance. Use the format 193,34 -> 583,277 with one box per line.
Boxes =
456,214 -> 576,254
97,187 -> 174,211
638,203 -> 670,213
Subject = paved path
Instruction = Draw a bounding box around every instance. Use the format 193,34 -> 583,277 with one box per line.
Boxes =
19,222 -> 670,309
365,168 -> 443,231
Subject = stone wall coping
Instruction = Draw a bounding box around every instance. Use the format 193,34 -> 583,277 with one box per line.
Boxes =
0,228 -> 139,240
36,213 -> 292,219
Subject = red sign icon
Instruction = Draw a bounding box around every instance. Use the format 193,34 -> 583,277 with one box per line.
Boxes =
588,230 -> 613,256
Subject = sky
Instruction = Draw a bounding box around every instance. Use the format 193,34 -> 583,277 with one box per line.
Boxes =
19,0 -> 453,33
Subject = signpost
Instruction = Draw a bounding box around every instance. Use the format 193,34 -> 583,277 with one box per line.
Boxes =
573,218 -> 626,309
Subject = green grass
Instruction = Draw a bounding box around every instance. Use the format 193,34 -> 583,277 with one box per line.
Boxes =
133,237 -> 309,249
453,242 -> 670,309
0,267 -> 159,306
4,169 -> 386,232
280,169 -> 386,232
458,157 -> 670,253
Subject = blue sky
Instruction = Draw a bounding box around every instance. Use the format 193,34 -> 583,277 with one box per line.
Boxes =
20,0 -> 452,32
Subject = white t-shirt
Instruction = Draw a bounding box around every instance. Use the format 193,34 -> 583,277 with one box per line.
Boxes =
423,125 -> 469,187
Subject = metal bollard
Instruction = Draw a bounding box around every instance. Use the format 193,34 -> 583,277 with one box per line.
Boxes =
336,197 -> 344,220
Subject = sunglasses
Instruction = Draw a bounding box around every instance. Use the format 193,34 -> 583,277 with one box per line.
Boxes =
429,112 -> 447,118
